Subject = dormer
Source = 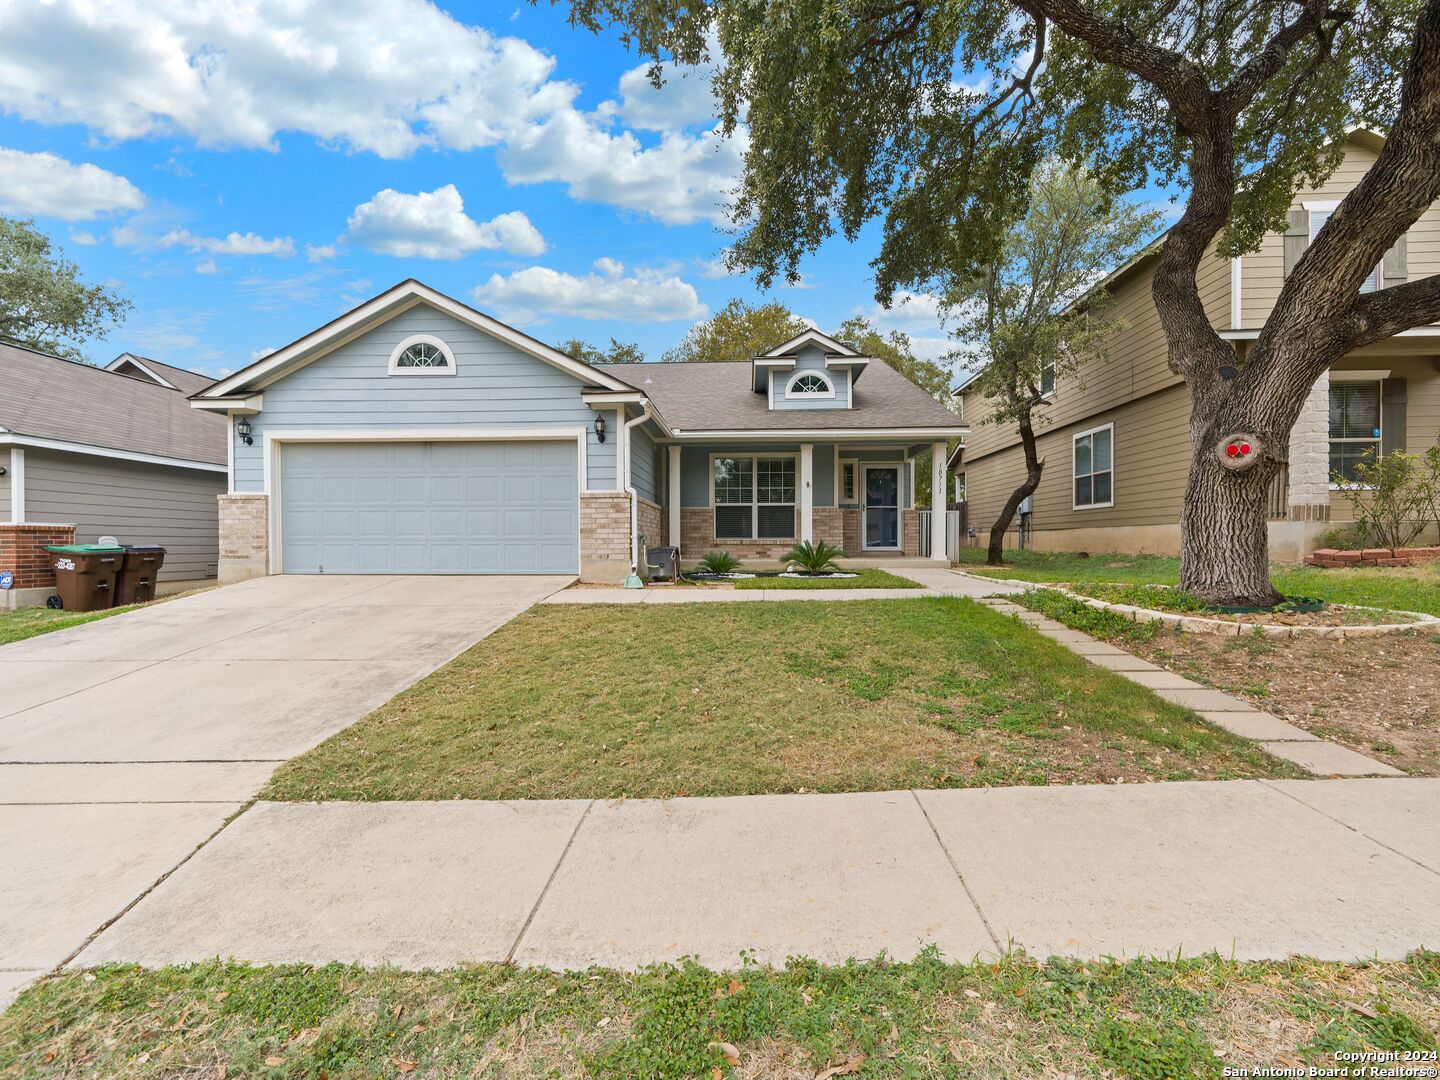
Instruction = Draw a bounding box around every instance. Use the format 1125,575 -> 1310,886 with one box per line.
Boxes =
751,329 -> 871,411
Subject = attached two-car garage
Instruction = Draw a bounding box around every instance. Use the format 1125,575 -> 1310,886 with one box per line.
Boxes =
278,440 -> 580,575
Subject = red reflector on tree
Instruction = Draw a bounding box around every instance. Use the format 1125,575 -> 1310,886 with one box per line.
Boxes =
1226,444 -> 1239,456
1239,443 -> 1252,455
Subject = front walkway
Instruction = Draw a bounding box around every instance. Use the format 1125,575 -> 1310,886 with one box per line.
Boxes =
69,779 -> 1440,975
0,574 -> 571,1007
542,566 -> 1023,603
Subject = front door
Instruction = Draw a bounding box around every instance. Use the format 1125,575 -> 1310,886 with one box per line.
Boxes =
863,465 -> 900,550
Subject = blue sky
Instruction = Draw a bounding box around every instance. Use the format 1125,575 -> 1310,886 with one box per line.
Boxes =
0,0 -> 959,377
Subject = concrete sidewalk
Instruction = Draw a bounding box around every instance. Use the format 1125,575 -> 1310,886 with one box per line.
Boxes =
541,566 -> 1024,604
72,779 -> 1440,975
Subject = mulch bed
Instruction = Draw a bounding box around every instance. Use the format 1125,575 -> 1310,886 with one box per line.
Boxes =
1127,627 -> 1440,775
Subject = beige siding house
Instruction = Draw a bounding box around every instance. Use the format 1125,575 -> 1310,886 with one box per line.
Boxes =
955,130 -> 1440,560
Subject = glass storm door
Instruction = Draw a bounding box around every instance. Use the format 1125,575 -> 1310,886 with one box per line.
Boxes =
863,466 -> 900,549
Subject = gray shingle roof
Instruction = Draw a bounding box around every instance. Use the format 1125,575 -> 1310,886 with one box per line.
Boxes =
595,359 -> 964,432
116,355 -> 217,396
0,343 -> 227,465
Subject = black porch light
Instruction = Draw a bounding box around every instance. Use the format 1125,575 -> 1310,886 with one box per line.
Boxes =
236,417 -> 254,445
594,413 -> 607,444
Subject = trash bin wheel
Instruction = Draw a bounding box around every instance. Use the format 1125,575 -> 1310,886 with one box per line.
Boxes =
47,595 -> 63,610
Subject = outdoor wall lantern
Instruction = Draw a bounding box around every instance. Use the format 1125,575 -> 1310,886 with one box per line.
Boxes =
594,413 -> 607,444
236,418 -> 254,446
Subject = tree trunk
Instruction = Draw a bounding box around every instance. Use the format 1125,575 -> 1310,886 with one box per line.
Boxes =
987,412 -> 1044,565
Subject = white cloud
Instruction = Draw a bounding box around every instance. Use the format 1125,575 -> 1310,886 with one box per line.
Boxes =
305,244 -> 337,262
472,259 -> 707,324
160,229 -> 295,256
857,290 -> 950,333
70,230 -> 101,245
250,346 -> 276,361
0,147 -> 145,221
0,2 -> 746,228
195,258 -> 219,274
344,185 -> 545,259
695,255 -> 738,280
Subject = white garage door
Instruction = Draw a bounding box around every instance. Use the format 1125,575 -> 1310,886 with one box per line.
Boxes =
280,441 -> 579,574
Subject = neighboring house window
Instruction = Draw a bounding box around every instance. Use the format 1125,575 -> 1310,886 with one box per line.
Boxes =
1040,358 -> 1056,396
1073,423 -> 1114,509
785,370 -> 835,398
713,456 -> 796,539
388,334 -> 456,375
840,460 -> 858,502
1309,209 -> 1382,293
955,472 -> 967,503
1329,381 -> 1382,483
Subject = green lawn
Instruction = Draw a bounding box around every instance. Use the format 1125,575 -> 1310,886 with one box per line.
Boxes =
4,952 -> 1436,1078
954,548 -> 1440,615
0,603 -> 143,646
265,598 -> 1291,802
730,568 -> 921,589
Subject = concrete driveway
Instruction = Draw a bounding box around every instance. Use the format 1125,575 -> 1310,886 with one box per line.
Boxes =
0,573 -> 568,1004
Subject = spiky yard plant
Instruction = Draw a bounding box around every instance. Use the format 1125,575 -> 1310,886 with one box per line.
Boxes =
781,540 -> 844,574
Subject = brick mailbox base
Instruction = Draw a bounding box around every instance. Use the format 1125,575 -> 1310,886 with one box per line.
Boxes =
0,523 -> 78,608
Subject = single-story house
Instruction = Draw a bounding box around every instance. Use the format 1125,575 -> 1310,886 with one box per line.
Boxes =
1,342 -> 228,607
191,280 -> 967,583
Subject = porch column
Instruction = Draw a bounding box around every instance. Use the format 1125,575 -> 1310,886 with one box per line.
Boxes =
930,442 -> 947,561
800,443 -> 814,543
667,445 -> 682,553
8,447 -> 24,522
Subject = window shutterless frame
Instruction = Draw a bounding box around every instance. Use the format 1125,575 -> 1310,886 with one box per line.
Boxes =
1327,380 -> 1383,486
1072,422 -> 1115,510
708,452 -> 798,540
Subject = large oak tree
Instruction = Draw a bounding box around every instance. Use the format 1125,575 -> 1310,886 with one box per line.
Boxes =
560,0 -> 1440,606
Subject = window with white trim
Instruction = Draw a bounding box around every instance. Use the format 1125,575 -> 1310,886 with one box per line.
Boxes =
388,334 -> 456,375
713,456 -> 796,539
1073,424 -> 1114,509
1329,381 -> 1381,483
1040,357 -> 1056,396
840,459 -> 858,502
785,370 -> 835,398
1309,209 -> 1382,293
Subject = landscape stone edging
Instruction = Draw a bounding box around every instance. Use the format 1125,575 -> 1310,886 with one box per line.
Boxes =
947,570 -> 1438,638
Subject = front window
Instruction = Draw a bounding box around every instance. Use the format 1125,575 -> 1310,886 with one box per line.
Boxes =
1310,209 -> 1381,293
1073,424 -> 1114,509
713,456 -> 795,539
1329,382 -> 1381,483
840,460 -> 857,502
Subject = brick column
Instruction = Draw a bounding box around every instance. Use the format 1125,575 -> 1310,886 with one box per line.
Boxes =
581,492 -> 632,583
218,493 -> 269,584
1287,370 -> 1331,522
0,523 -> 77,608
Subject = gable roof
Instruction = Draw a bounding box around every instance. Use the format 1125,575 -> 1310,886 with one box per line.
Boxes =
762,328 -> 863,357
196,279 -> 636,401
106,353 -> 216,396
0,342 -> 226,466
595,358 -> 963,433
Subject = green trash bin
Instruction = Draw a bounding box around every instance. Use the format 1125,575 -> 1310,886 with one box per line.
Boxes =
44,544 -> 126,611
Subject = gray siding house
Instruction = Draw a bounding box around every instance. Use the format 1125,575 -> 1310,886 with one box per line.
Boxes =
193,280 -> 966,583
1,343 -> 227,607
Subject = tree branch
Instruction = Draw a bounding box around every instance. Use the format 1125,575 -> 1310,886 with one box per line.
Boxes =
1346,274 -> 1440,349
1216,3 -> 1353,115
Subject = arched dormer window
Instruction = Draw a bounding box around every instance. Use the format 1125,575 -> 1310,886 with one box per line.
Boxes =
388,334 -> 457,376
786,369 -> 835,398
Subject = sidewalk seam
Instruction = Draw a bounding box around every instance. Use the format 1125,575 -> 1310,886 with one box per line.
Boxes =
505,799 -> 594,964
55,798 -> 258,973
1258,780 -> 1439,878
910,790 -> 1003,954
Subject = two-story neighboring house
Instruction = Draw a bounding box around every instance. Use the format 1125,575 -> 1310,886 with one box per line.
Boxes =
954,128 -> 1440,561
191,280 -> 966,583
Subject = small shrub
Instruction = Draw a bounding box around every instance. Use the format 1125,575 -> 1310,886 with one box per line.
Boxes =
780,539 -> 844,573
1331,448 -> 1440,549
1317,524 -> 1365,549
1019,588 -> 1160,644
698,550 -> 741,575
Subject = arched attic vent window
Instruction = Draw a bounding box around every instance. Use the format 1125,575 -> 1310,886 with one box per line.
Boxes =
388,334 -> 457,375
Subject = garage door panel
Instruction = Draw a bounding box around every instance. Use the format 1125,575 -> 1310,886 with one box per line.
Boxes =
282,440 -> 578,574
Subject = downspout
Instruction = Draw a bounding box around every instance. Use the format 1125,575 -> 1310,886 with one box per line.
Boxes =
622,400 -> 653,581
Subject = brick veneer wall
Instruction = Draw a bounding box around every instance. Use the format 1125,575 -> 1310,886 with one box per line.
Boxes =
581,492 -> 631,582
681,506 -> 803,560
841,508 -> 862,554
218,493 -> 269,584
1288,371 -> 1331,518
636,496 -> 666,549
813,507 -> 845,550
0,523 -> 76,589
901,509 -> 921,556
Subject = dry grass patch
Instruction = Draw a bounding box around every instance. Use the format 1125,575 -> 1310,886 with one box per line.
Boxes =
266,597 -> 1293,801
5,953 -> 1435,1079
